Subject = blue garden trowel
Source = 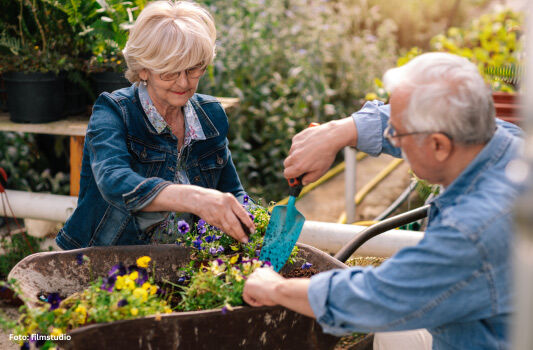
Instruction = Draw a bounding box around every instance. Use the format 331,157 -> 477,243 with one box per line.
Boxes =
259,176 -> 305,271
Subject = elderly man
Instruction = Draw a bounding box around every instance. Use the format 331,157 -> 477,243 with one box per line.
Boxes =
243,52 -> 523,349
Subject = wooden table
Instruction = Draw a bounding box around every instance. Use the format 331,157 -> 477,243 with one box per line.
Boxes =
0,97 -> 239,196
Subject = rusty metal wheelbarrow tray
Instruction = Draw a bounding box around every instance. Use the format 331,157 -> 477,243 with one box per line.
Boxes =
8,243 -> 344,350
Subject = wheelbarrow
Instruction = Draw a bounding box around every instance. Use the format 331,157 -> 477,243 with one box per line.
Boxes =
8,206 -> 429,350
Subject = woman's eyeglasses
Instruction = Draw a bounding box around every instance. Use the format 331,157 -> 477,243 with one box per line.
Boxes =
159,65 -> 206,81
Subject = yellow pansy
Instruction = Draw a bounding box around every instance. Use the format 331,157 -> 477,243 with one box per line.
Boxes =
133,287 -> 148,302
116,60 -> 122,65
229,255 -> 239,264
150,285 -> 158,295
142,282 -> 151,290
51,328 -> 63,337
115,275 -> 125,290
131,307 -> 139,316
75,305 -> 87,317
136,256 -> 151,268
164,307 -> 172,314
129,271 -> 139,281
124,277 -> 135,290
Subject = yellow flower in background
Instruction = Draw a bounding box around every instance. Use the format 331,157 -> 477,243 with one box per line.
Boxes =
133,287 -> 148,302
131,307 -> 139,316
142,282 -> 151,290
230,267 -> 243,282
111,56 -> 116,61
34,45 -> 39,50
164,307 -> 172,314
124,277 -> 135,290
116,60 -> 122,65
51,328 -> 63,337
137,256 -> 151,268
242,262 -> 251,274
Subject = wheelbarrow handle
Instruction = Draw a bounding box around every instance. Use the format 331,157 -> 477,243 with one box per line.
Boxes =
334,204 -> 430,263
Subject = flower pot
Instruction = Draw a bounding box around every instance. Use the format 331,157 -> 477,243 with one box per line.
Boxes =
63,73 -> 89,116
0,74 -> 8,112
3,71 -> 66,123
9,244 -> 346,349
90,71 -> 130,99
492,91 -> 522,125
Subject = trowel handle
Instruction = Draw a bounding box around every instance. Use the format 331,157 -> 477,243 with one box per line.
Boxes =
288,176 -> 304,198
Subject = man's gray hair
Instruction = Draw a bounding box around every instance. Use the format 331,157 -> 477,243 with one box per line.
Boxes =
383,52 -> 495,144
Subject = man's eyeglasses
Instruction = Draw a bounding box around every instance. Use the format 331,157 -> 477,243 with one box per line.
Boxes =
159,65 -> 206,81
383,121 -> 452,146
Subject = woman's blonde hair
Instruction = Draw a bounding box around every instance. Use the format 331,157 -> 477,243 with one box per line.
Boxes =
123,1 -> 216,83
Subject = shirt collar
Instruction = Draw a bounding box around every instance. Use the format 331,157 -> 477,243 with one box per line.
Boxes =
431,125 -> 514,209
138,83 -> 206,143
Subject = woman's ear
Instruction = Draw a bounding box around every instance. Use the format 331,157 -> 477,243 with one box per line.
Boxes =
431,133 -> 453,162
139,69 -> 149,82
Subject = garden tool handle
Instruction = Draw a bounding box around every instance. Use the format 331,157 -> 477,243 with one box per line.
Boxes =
287,123 -> 320,198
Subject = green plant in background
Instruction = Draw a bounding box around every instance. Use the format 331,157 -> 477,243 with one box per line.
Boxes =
198,0 -> 397,201
364,9 -> 525,103
0,233 -> 45,280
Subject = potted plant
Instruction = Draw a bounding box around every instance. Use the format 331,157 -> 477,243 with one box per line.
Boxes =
86,0 -> 147,98
0,0 -> 79,123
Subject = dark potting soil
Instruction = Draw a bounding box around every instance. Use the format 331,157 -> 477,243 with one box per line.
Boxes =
282,266 -> 320,278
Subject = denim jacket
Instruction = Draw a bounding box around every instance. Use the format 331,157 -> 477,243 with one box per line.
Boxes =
308,101 -> 524,350
56,85 -> 246,249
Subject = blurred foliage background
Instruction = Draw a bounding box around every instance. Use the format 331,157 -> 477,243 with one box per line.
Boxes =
0,0 -> 521,202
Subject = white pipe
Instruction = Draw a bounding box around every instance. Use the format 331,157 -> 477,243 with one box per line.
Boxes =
299,220 -> 424,258
344,146 -> 357,224
0,190 -> 77,222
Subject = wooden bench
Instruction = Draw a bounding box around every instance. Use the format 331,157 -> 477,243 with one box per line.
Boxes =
0,97 -> 239,196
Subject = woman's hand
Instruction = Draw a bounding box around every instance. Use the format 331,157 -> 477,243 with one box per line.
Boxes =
188,187 -> 255,243
284,117 -> 358,185
142,184 -> 254,243
243,267 -> 285,307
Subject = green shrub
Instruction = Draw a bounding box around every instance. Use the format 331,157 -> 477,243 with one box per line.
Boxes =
199,0 -> 397,201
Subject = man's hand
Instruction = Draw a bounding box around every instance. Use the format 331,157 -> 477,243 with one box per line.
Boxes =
283,117 -> 358,185
243,267 -> 285,307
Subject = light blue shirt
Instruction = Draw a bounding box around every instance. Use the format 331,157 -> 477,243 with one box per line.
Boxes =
308,101 -> 524,349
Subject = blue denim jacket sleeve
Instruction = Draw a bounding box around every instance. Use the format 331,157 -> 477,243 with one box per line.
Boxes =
218,147 -> 247,202
308,221 -> 490,335
86,93 -> 172,213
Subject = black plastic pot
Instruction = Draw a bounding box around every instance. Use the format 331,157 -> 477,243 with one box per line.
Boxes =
63,73 -> 89,116
91,71 -> 130,99
0,74 -> 8,112
4,71 -> 65,123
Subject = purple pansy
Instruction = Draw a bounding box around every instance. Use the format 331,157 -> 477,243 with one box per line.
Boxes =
205,235 -> 213,243
100,275 -> 117,292
117,299 -> 129,307
178,220 -> 190,234
209,247 -> 217,255
127,265 -> 149,285
20,341 -> 30,350
46,292 -> 62,310
221,306 -> 228,315
198,225 -> 207,235
214,235 -> 222,241
301,262 -> 313,270
216,246 -> 224,254
193,238 -> 203,249
249,213 -> 255,221
243,195 -> 249,204
262,261 -> 272,267
255,249 -> 260,257
75,253 -> 85,266
108,263 -> 127,277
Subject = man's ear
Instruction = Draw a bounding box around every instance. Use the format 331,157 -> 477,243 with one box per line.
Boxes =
430,133 -> 453,162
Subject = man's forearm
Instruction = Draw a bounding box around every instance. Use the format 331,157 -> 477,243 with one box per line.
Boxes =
272,278 -> 315,318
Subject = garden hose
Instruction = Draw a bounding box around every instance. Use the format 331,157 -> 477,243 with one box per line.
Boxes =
271,151 -> 368,210
373,179 -> 418,221
337,158 -> 405,224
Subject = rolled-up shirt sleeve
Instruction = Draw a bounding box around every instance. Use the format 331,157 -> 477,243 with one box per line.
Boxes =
308,222 -> 491,335
351,100 -> 401,158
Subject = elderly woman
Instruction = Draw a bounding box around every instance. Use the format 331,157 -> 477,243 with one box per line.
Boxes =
56,1 -> 254,250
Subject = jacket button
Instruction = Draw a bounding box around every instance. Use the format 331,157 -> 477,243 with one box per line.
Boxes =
216,155 -> 223,165
194,176 -> 201,183
141,148 -> 147,159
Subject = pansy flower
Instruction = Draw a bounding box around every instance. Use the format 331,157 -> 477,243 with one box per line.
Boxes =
46,293 -> 62,310
209,247 -> 217,255
216,246 -> 224,254
117,299 -> 128,307
100,275 -> 116,292
75,253 -> 85,266
108,263 -> 127,277
178,220 -> 190,234
193,237 -> 203,249
301,262 -> 313,270
136,256 -> 151,268
205,235 -> 213,243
